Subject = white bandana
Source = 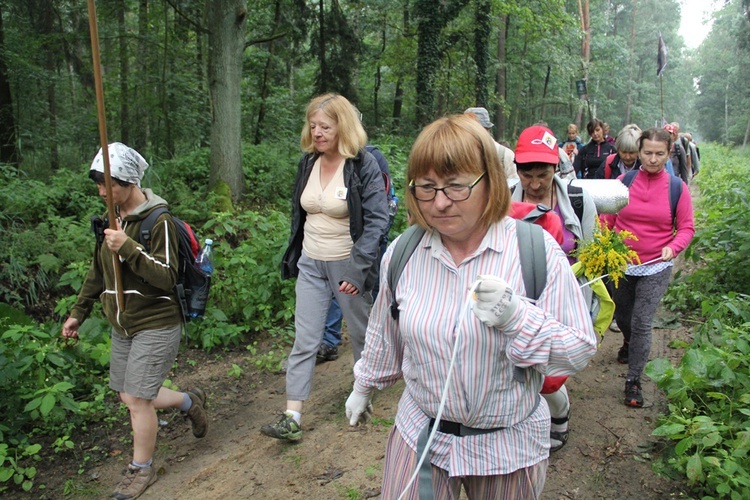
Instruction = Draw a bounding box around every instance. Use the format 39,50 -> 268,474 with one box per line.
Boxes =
90,142 -> 149,186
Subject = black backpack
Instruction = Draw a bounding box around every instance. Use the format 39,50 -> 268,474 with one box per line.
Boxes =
139,207 -> 211,322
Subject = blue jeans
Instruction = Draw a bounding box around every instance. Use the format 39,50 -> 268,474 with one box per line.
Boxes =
322,298 -> 343,348
321,235 -> 388,349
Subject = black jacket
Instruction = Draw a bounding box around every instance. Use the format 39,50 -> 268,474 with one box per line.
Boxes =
574,140 -> 616,179
281,150 -> 389,292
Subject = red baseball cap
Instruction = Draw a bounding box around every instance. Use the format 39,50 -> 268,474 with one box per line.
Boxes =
514,125 -> 559,165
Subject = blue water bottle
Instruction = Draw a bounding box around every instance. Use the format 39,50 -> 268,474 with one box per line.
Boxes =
196,238 -> 214,275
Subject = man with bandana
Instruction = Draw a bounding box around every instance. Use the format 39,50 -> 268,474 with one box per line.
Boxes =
62,143 -> 209,500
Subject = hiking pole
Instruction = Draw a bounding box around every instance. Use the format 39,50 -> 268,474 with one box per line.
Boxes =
87,0 -> 124,309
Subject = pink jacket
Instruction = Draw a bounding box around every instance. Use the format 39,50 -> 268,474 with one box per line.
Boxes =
602,168 -> 694,263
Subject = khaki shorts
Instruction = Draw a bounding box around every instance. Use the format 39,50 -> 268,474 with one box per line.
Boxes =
109,324 -> 181,400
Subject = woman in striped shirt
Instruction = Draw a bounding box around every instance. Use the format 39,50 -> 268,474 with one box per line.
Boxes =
346,115 -> 598,499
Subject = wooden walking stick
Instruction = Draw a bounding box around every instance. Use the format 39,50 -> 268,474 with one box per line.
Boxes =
87,0 -> 125,309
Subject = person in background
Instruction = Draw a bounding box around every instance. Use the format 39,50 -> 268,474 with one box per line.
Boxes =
464,107 -> 518,182
602,122 -> 616,146
317,144 -> 395,364
574,118 -> 616,179
684,132 -> 700,177
559,123 -> 584,163
510,124 -> 598,452
264,93 -> 389,442
533,120 -> 576,181
601,128 -> 694,408
595,124 -> 642,179
62,143 -> 209,500
664,123 -> 690,184
346,114 -> 597,498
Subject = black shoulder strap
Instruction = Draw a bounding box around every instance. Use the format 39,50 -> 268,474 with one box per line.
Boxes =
388,225 -> 426,320
668,174 -> 683,229
139,206 -> 170,253
566,182 -> 584,226
516,220 -> 547,301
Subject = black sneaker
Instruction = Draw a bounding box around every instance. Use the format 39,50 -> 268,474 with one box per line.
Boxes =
624,379 -> 643,408
316,344 -> 339,364
617,343 -> 629,364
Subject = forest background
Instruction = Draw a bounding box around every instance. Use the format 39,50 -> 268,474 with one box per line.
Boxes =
2,0 -> 750,498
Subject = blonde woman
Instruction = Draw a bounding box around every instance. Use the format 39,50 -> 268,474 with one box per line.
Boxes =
261,94 -> 389,441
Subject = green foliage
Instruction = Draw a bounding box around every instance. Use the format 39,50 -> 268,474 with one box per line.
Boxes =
201,210 -> 296,333
649,145 -> 750,498
0,316 -> 112,493
668,145 -> 750,301
241,142 -> 300,209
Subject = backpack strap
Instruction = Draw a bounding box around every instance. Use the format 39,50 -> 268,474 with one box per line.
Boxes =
668,174 -> 683,229
514,219 -> 547,384
566,182 -> 585,226
516,220 -> 547,301
388,225 -> 426,320
521,204 -> 552,224
139,206 -> 170,253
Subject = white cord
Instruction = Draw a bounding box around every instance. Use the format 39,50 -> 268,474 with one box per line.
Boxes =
396,279 -> 481,500
578,256 -> 664,288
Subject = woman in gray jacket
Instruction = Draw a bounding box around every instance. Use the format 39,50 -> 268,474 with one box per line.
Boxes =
263,93 -> 389,442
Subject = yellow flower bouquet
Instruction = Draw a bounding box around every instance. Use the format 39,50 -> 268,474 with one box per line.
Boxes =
575,219 -> 640,287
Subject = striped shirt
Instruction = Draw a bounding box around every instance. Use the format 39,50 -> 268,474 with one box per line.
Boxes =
354,217 -> 598,477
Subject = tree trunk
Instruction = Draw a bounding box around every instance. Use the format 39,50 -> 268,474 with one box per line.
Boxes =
208,0 -> 248,201
317,0 -> 326,93
118,0 -> 129,144
575,0 -> 590,127
373,18 -> 386,127
494,14 -> 508,140
254,0 -> 281,145
540,65 -> 550,120
39,0 -> 59,170
393,77 -> 403,125
0,6 -> 20,165
160,5 -> 174,157
624,0 -> 637,125
473,0 -> 490,107
415,0 -> 469,125
133,0 -> 150,152
743,114 -> 750,147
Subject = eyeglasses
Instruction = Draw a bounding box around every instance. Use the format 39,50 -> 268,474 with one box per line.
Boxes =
409,172 -> 486,202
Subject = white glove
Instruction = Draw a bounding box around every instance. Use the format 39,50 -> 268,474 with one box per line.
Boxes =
472,274 -> 520,329
345,387 -> 374,426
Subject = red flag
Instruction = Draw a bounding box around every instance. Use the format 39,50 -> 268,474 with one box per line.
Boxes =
657,33 -> 668,77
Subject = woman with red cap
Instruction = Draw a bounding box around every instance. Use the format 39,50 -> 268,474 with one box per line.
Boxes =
510,124 -> 598,452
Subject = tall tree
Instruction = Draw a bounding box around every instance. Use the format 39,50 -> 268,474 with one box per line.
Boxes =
415,0 -> 470,125
117,0 -> 129,144
0,5 -> 20,165
208,0 -> 248,201
472,0 -> 491,108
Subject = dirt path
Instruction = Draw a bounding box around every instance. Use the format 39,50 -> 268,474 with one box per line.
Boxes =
49,309 -> 690,499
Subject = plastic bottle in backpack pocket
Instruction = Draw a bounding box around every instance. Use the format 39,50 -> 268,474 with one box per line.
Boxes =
188,239 -> 213,319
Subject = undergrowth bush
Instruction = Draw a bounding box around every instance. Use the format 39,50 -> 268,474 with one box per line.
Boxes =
650,145 -> 750,499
